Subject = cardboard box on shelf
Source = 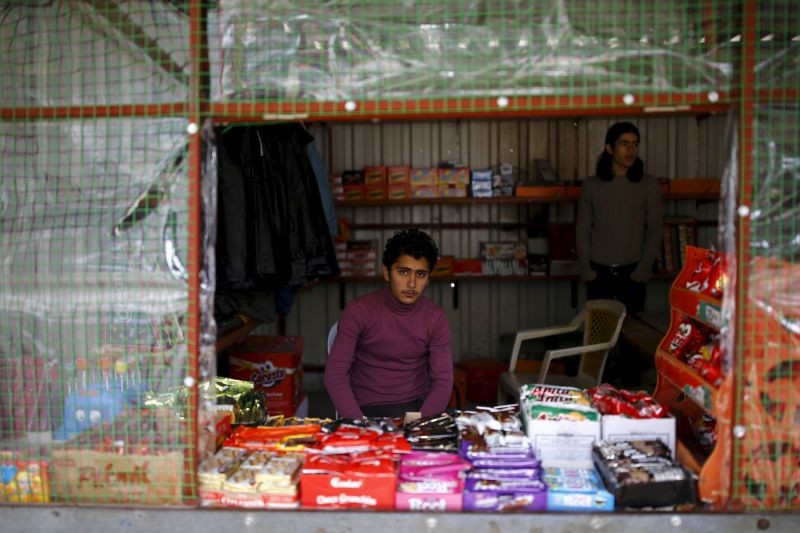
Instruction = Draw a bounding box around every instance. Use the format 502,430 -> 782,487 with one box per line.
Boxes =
341,170 -> 364,185
515,185 -> 566,198
363,165 -> 387,185
410,167 -> 438,186
343,184 -> 366,200
410,184 -> 438,198
453,258 -> 482,275
388,183 -> 411,199
439,167 -> 470,185
437,182 -> 468,197
387,165 -> 411,184
365,184 -> 387,200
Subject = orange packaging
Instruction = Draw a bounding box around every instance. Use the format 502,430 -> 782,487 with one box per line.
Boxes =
227,336 -> 304,417
515,185 -> 566,198
453,258 -> 482,275
365,183 -> 387,200
388,183 -> 410,199
387,165 -> 410,184
363,165 -> 387,185
343,184 -> 366,200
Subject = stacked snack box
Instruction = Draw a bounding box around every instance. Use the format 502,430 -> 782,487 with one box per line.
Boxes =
301,419 -> 410,510
457,407 -> 548,512
438,167 -> 469,198
335,239 -> 379,277
519,384 -> 601,467
410,167 -> 438,198
363,165 -> 387,200
387,165 -> 411,199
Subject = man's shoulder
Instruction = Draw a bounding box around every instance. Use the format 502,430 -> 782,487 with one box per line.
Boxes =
417,295 -> 447,319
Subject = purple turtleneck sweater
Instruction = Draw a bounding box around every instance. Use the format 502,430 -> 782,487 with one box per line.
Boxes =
324,287 -> 453,418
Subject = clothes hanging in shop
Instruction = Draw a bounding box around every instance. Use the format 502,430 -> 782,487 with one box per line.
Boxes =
216,123 -> 340,323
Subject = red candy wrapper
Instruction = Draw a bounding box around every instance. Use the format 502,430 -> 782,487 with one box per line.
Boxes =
588,384 -> 668,419
668,319 -> 710,360
684,249 -> 726,299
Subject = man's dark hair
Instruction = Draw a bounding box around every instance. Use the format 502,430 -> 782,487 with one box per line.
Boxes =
382,229 -> 439,271
595,121 -> 644,182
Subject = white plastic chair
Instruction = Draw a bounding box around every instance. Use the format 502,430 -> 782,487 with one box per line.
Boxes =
497,299 -> 626,403
326,322 -> 339,418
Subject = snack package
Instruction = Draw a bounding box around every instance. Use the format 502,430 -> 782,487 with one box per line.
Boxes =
683,248 -> 727,300
592,440 -> 696,509
520,384 -> 600,422
588,384 -> 668,419
667,319 -> 711,361
543,467 -> 614,511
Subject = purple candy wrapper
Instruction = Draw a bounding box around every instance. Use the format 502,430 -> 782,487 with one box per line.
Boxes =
463,477 -> 548,512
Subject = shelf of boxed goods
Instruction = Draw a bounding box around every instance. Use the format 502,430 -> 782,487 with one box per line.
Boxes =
653,245 -> 730,506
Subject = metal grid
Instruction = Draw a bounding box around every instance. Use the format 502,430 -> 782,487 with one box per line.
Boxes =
728,0 -> 800,511
206,0 -> 740,119
0,1 -> 202,505
0,0 -> 796,512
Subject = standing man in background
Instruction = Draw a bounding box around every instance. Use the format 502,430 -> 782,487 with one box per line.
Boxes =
576,122 -> 664,314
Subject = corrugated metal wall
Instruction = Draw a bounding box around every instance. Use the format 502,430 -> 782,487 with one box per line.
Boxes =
257,114 -> 729,373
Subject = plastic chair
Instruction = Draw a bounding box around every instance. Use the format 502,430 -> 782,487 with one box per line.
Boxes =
326,322 -> 339,419
327,322 -> 338,355
497,299 -> 626,403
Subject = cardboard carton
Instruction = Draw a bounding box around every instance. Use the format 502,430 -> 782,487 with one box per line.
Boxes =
600,415 -> 676,458
50,448 -> 186,505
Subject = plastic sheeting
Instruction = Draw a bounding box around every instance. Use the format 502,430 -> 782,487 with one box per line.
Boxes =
209,0 -> 735,102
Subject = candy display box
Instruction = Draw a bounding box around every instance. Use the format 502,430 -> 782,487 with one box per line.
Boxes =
522,415 -> 601,468
600,415 -> 676,458
227,336 -> 304,417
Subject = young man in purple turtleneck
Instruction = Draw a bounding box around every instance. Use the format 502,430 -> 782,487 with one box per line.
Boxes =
324,229 -> 453,419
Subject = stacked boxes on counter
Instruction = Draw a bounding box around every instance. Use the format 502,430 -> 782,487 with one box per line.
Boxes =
42,377 -> 687,510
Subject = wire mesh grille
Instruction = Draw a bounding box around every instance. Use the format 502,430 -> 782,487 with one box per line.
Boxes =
207,0 -> 740,117
0,0 -> 797,512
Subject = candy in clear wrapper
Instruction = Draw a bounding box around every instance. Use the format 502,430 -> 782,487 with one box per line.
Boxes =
144,377 -> 268,425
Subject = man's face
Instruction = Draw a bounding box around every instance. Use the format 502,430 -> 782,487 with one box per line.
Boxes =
606,132 -> 639,175
383,253 -> 431,305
